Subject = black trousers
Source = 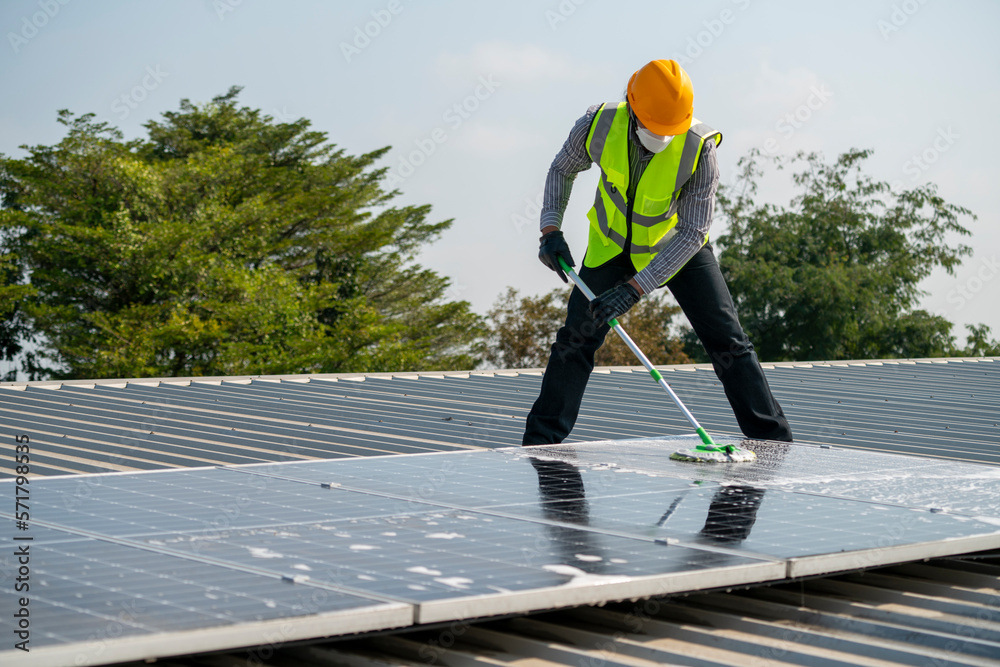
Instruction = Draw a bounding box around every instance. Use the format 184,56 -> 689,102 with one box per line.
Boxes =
522,245 -> 793,445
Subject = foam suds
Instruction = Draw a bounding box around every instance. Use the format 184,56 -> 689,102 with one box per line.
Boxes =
247,547 -> 283,559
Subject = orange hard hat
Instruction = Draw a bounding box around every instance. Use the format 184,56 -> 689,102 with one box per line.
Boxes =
627,59 -> 694,136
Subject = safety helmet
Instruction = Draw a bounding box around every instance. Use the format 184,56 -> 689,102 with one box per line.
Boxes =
626,59 -> 694,136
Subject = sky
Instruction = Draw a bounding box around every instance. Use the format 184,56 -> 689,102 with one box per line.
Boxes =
1,0 -> 998,377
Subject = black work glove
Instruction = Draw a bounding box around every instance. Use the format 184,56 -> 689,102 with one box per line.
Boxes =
590,282 -> 641,323
538,230 -> 575,283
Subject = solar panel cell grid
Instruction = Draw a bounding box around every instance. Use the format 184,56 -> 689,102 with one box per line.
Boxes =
0,360 -> 997,665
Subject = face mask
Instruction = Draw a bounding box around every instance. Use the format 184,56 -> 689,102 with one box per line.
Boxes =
636,126 -> 674,154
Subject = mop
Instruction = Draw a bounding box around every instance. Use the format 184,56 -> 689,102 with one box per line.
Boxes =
557,257 -> 755,463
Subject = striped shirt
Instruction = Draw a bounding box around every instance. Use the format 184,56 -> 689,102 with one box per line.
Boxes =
540,104 -> 719,295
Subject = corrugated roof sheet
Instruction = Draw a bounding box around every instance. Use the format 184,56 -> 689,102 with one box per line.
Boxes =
2,357 -> 998,478
20,434 -> 1000,665
112,553 -> 1000,667
2,358 -> 998,667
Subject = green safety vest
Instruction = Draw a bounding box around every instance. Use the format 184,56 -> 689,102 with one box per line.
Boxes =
583,102 -> 722,277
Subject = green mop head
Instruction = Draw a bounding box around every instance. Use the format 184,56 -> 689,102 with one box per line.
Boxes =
670,443 -> 757,463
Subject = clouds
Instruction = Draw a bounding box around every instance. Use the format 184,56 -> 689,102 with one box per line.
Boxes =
2,0 -> 993,338
435,40 -> 598,86
428,42 -> 590,158
450,122 -> 541,156
712,57 -> 836,162
736,59 -> 836,124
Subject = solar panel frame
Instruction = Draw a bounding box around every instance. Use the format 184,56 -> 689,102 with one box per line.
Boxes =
1,360 -> 998,665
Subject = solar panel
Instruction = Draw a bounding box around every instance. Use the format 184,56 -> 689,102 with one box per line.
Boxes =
0,538 -> 410,664
20,466 -> 442,539
1,436 -> 998,666
503,439 -> 1000,517
233,441 -> 1000,570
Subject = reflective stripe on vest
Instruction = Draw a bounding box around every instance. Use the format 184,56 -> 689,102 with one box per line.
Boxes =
583,102 -> 722,274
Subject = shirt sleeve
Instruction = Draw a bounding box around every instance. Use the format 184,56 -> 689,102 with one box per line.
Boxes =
539,104 -> 601,231
632,139 -> 720,295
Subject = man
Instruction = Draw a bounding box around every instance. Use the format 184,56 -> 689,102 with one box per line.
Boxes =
522,59 -> 793,446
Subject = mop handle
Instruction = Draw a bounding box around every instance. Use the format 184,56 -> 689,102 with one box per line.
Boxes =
557,257 -> 715,446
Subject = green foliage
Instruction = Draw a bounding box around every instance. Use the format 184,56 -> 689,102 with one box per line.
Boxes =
0,87 -> 482,380
714,148 -> 976,361
593,292 -> 690,367
961,324 -> 1000,357
479,287 -> 569,369
0,250 -> 34,381
479,286 -> 689,369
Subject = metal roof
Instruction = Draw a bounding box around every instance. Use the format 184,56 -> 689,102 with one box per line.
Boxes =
4,436 -> 999,666
276,553 -> 1000,667
99,555 -> 1000,667
1,357 -> 998,479
2,357 -> 998,667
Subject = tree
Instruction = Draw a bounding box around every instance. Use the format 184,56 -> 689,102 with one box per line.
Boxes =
0,249 -> 34,381
0,87 -> 482,380
593,292 -> 690,367
480,286 -> 690,369
712,148 -> 981,361
478,287 -> 568,369
961,324 -> 1000,357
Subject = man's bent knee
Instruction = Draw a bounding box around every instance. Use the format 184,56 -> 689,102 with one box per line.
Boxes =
710,336 -> 754,371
